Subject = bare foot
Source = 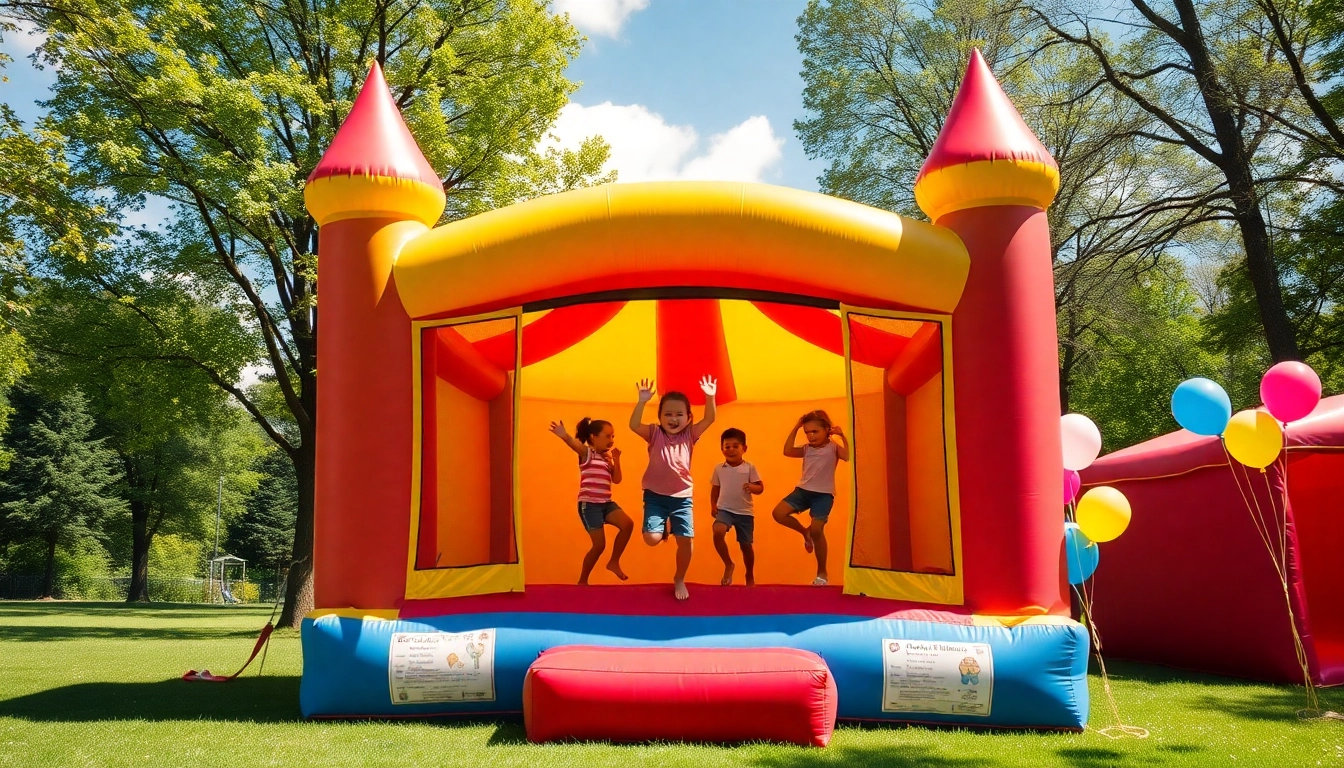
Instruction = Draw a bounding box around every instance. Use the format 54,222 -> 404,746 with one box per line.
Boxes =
721,563 -> 735,586
578,577 -> 588,586
674,580 -> 690,600
606,561 -> 629,581
746,574 -> 755,587
804,531 -> 815,554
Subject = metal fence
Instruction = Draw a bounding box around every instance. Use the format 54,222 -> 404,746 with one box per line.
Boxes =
0,573 -> 284,603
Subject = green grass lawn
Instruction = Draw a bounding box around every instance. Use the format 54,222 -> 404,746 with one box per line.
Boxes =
1,603 -> 1342,767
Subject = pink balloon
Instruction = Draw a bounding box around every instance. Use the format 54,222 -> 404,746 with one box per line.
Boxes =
1061,413 -> 1102,471
1260,362 -> 1322,423
1063,469 -> 1081,506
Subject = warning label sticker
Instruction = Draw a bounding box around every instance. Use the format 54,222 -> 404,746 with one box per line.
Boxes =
388,629 -> 496,705
881,638 -> 993,716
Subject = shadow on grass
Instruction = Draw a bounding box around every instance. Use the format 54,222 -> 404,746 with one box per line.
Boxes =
0,677 -> 303,723
0,624 -> 267,642
1098,659 -> 1344,724
0,602 -> 273,619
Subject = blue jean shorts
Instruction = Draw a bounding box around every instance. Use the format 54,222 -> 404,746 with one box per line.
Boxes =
783,487 -> 835,522
578,501 -> 622,532
643,489 -> 694,538
713,509 -> 755,545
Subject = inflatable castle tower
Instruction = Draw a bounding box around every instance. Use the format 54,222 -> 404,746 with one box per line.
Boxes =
299,51 -> 1086,736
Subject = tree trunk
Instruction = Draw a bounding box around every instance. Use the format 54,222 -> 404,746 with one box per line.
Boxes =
277,431 -> 316,629
41,533 -> 57,599
1169,0 -> 1299,361
1226,172 -> 1299,361
126,498 -> 151,602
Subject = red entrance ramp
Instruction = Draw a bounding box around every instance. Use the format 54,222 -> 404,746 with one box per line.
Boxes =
522,645 -> 838,746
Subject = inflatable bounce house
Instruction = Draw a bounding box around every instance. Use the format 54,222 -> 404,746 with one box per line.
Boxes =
1083,395 -> 1344,687
299,51 -> 1090,742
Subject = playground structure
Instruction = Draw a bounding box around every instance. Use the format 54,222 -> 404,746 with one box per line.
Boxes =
1083,394 -> 1344,686
205,554 -> 246,604
298,51 -> 1090,738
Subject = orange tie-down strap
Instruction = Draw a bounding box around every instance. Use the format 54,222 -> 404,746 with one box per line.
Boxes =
182,623 -> 275,682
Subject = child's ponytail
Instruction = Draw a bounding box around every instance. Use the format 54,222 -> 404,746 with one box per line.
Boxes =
576,417 -> 612,445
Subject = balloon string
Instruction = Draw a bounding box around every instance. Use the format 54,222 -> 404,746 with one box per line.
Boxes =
1222,442 -> 1336,720
1073,580 -> 1148,739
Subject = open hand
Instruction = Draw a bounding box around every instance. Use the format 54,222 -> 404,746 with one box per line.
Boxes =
699,375 -> 718,397
636,379 -> 656,402
549,420 -> 567,438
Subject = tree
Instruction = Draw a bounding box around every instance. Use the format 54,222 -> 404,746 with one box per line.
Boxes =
6,0 -> 610,625
794,0 -> 1215,409
22,247 -> 264,601
0,385 -> 125,597
1035,0 -> 1323,362
226,448 -> 297,574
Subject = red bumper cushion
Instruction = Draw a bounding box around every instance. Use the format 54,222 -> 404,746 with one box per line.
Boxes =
522,645 -> 838,746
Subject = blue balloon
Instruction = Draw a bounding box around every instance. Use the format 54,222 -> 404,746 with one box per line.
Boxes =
1171,377 -> 1232,436
1064,522 -> 1100,585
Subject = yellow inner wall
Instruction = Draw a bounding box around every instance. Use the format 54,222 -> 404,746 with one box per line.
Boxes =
518,396 -> 853,586
849,390 -> 890,569
907,372 -> 953,573
436,378 -> 492,567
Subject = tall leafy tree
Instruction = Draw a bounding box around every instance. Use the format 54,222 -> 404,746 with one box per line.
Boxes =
1035,0 -> 1330,362
226,448 -> 297,573
5,0 -> 610,625
0,385 -> 125,597
794,0 -> 1213,409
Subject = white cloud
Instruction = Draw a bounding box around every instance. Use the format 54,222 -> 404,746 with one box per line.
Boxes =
546,102 -> 784,184
553,0 -> 649,38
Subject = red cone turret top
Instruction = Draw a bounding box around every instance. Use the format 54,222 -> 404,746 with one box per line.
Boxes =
913,49 -> 1059,221
304,63 -> 446,226
309,62 -> 441,186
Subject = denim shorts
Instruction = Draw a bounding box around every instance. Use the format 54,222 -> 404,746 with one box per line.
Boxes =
578,501 -> 621,532
783,487 -> 835,522
713,509 -> 755,545
643,489 -> 694,538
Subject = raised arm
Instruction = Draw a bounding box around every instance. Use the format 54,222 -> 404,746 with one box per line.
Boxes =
629,379 -> 655,442
783,417 -> 806,458
831,425 -> 850,462
549,421 -> 588,459
690,375 -> 718,440
609,447 -> 623,484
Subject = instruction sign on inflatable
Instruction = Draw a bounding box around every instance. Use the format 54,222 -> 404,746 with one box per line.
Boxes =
299,49 -> 1090,738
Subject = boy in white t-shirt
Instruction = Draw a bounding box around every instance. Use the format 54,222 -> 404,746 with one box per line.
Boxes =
710,428 -> 764,586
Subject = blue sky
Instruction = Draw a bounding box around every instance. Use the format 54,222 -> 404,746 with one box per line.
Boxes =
556,0 -> 824,191
0,1 -> 824,196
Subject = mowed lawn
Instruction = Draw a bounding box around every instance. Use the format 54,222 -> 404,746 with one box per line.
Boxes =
1,603 -> 1342,767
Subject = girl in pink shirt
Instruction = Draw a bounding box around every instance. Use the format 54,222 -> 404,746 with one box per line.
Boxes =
772,409 -> 849,586
550,417 -> 634,585
629,376 -> 718,600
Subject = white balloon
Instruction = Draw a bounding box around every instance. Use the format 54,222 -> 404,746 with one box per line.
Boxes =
1061,413 -> 1102,471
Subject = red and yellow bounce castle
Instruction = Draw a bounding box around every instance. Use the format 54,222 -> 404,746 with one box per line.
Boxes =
300,51 -> 1088,737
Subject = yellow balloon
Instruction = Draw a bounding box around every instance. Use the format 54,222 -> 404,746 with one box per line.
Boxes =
1223,409 -> 1283,469
1075,486 -> 1131,543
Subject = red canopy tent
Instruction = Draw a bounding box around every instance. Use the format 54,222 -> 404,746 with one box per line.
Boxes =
1081,395 -> 1344,685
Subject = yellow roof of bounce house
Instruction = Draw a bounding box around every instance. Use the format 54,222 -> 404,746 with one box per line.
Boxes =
392,181 -> 971,319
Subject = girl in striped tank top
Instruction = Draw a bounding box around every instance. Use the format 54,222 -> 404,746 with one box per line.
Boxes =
550,417 -> 634,584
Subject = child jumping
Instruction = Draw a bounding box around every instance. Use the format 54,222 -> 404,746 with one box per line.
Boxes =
549,417 -> 634,585
710,427 -> 763,586
629,376 -> 717,600
772,410 -> 849,586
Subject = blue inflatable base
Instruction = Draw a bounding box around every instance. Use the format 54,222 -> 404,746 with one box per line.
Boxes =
301,611 -> 1089,730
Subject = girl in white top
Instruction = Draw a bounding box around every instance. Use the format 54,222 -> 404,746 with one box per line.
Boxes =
771,410 -> 849,585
